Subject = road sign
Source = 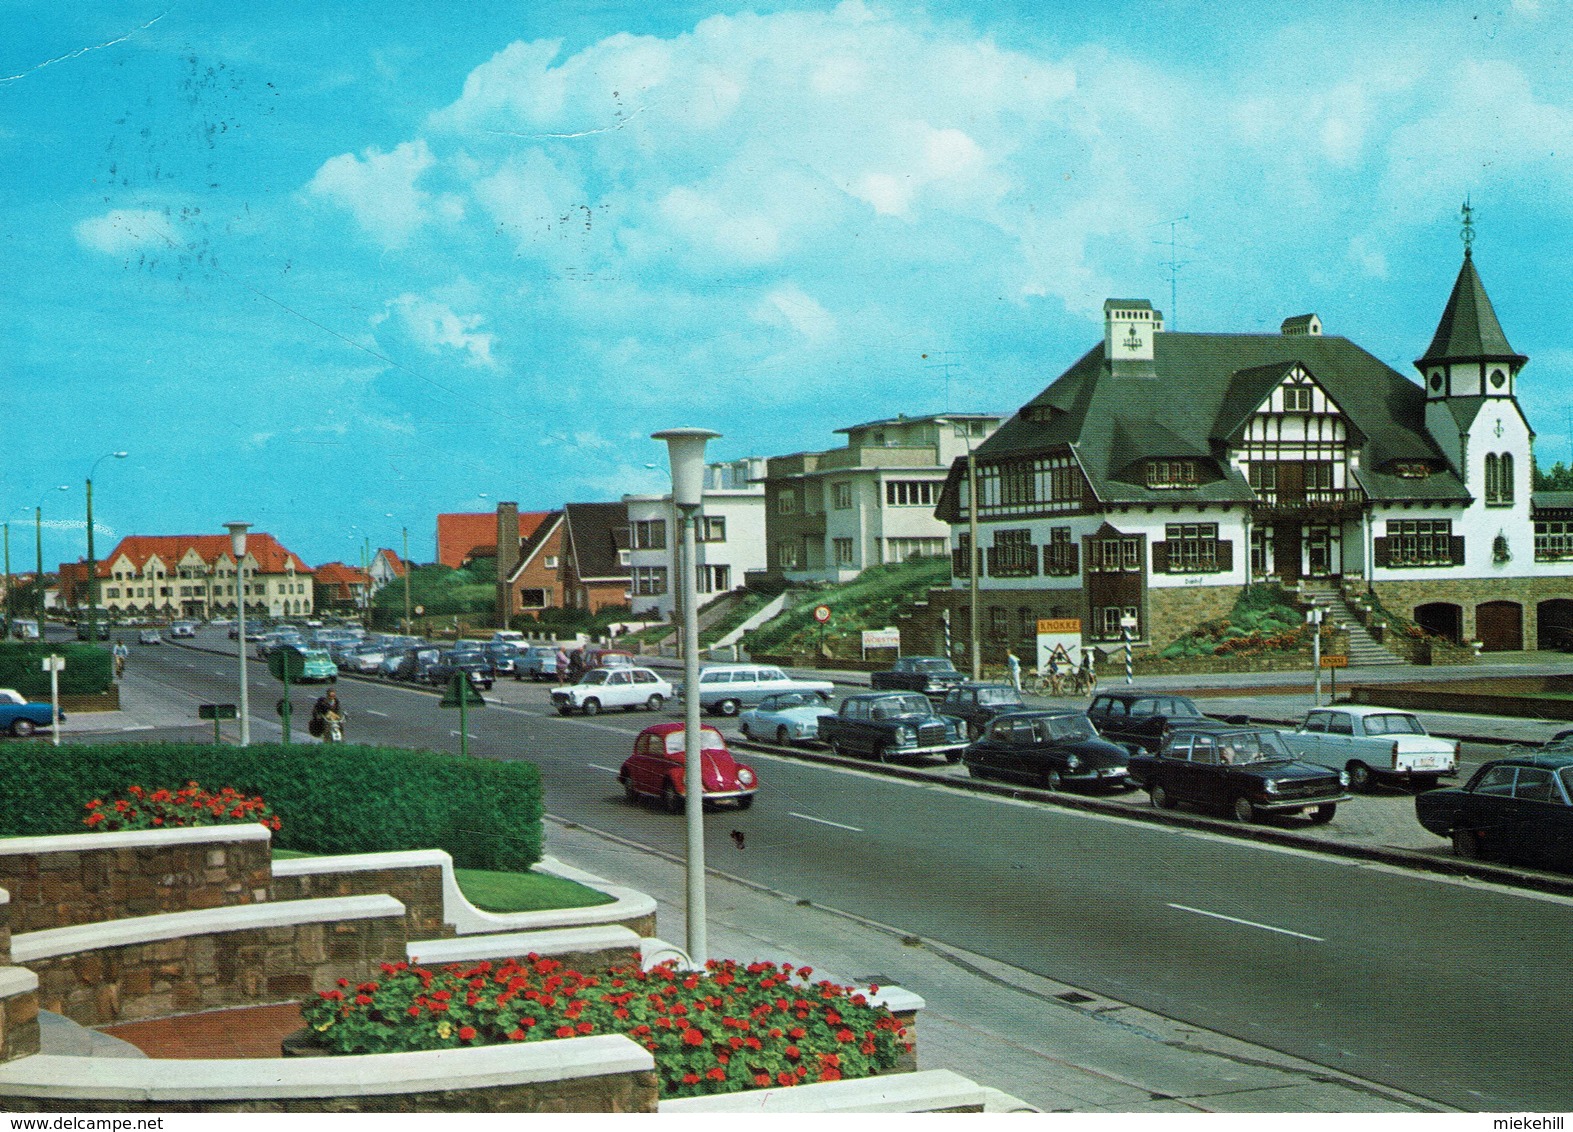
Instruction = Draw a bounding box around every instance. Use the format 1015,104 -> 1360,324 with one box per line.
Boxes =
267,645 -> 306,682
861,627 -> 900,650
199,704 -> 238,720
813,605 -> 832,623
1037,618 -> 1081,635
40,655 -> 65,673
1320,655 -> 1349,668
439,675 -> 487,708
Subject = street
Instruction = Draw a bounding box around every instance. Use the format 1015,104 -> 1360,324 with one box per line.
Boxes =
101,631 -> 1573,1110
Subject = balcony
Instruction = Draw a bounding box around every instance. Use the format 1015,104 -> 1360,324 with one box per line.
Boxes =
1251,488 -> 1364,516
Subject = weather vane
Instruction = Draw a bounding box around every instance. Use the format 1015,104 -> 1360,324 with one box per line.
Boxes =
1460,197 -> 1475,255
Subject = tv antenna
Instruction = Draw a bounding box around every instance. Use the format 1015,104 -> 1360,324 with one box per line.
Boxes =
1152,215 -> 1197,330
923,350 -> 963,410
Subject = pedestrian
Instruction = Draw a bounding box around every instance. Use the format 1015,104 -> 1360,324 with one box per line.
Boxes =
568,648 -> 585,681
555,646 -> 570,683
1007,650 -> 1022,693
112,639 -> 129,679
312,688 -> 345,741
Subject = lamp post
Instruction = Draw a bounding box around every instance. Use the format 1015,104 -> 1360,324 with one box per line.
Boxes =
84,452 -> 128,644
654,427 -> 720,969
227,523 -> 252,746
1307,601 -> 1325,706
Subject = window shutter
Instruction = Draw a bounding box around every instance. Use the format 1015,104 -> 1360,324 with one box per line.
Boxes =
1151,542 -> 1169,574
1450,536 -> 1466,565
1372,537 -> 1390,568
1215,541 -> 1233,572
1068,543 -> 1079,575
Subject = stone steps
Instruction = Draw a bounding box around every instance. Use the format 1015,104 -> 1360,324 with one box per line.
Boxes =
1299,584 -> 1406,667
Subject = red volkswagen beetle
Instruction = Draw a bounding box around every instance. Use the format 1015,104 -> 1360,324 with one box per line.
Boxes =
620,722 -> 759,812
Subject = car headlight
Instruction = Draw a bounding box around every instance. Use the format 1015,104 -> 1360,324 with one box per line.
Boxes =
1263,780 -> 1281,794
1065,755 -> 1082,771
897,725 -> 916,744
737,768 -> 755,786
1339,770 -> 1350,787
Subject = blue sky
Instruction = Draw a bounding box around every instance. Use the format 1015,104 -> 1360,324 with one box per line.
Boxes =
5,0 -> 1573,569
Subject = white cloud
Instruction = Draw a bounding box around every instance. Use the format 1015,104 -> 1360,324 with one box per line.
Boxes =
753,283 -> 836,345
74,209 -> 172,254
305,140 -> 441,248
376,294 -> 496,368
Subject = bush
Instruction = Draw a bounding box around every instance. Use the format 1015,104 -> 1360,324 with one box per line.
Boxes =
0,641 -> 113,697
0,741 -> 542,870
746,558 -> 950,656
302,957 -> 909,1099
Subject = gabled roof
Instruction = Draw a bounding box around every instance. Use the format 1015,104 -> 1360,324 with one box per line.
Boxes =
437,511 -> 550,569
506,511 -> 565,584
313,562 -> 368,585
1416,251 -> 1526,367
970,331 -> 1461,506
98,534 -> 311,578
372,548 -> 407,577
563,502 -> 630,582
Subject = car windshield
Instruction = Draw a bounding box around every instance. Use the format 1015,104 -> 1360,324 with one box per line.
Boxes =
662,729 -> 727,756
979,687 -> 1024,705
1216,731 -> 1292,764
883,694 -> 930,715
764,693 -> 814,710
1363,713 -> 1426,736
913,659 -> 956,672
1044,714 -> 1096,741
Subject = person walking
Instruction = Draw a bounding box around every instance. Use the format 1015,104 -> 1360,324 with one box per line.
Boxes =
555,646 -> 570,683
1007,650 -> 1022,693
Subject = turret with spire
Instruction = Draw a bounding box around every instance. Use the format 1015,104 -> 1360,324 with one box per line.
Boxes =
1416,199 -> 1528,401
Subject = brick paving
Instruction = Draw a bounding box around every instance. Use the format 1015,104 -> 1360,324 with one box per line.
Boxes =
100,1002 -> 304,1059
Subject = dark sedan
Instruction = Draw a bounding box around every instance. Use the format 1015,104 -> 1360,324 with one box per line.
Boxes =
1086,691 -> 1242,753
1129,724 -> 1349,823
940,683 -> 1028,738
1416,752 -> 1573,867
964,710 -> 1135,792
425,653 -> 494,691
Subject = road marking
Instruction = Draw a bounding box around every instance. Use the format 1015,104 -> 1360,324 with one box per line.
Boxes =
449,731 -> 479,739
790,812 -> 863,833
365,709 -> 389,717
1167,903 -> 1323,942
121,725 -> 155,732
587,763 -> 620,774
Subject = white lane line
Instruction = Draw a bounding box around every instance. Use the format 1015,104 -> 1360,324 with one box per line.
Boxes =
1167,903 -> 1323,942
365,710 -> 389,717
449,731 -> 479,739
121,725 -> 155,733
790,812 -> 864,833
587,763 -> 621,774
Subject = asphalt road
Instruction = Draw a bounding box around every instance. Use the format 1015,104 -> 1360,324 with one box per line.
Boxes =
119,632 -> 1573,1110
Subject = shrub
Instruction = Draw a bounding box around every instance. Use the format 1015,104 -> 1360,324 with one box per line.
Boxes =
84,782 -> 282,832
301,957 -> 909,1099
0,741 -> 542,870
0,641 -> 114,697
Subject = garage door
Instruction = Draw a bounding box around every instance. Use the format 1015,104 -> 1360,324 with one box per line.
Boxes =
1476,601 -> 1524,652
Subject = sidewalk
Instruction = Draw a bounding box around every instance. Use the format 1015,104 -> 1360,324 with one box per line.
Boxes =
541,818 -> 1449,1113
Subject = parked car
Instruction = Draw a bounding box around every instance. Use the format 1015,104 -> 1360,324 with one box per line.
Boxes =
168,620 -> 197,639
553,667 -> 673,716
426,652 -> 494,692
1129,723 -> 1349,823
137,629 -> 163,645
619,722 -> 758,812
482,642 -> 522,679
686,664 -> 835,716
389,648 -> 442,683
739,691 -> 837,746
580,648 -> 636,671
1283,706 -> 1459,791
1415,751 -> 1573,866
10,619 -> 40,640
518,645 -> 561,681
0,688 -> 59,737
295,648 -> 339,684
1086,691 -> 1234,753
818,691 -> 968,763
940,683 -> 1028,738
870,656 -> 967,697
342,644 -> 388,675
75,616 -> 112,640
964,710 -> 1136,792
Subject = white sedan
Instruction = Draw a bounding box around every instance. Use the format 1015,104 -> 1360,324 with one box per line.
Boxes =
1283,705 -> 1459,790
551,667 -> 673,716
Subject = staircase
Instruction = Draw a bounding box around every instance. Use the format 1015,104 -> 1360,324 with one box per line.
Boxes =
1297,582 -> 1406,667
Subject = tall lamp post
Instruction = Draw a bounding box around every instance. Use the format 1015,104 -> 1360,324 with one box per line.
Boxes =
84,452 -> 128,644
227,523 -> 252,746
654,427 -> 720,969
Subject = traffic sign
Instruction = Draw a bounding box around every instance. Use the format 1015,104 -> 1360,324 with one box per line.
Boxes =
813,605 -> 832,624
267,646 -> 306,682
1320,655 -> 1349,668
199,704 -> 238,720
439,674 -> 487,709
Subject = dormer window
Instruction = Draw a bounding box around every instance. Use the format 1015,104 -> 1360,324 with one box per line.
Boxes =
1146,460 -> 1198,489
1394,463 -> 1431,480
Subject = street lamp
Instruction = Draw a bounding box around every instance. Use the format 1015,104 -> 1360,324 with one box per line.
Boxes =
653,426 -> 720,969
84,452 -> 128,644
227,522 -> 252,746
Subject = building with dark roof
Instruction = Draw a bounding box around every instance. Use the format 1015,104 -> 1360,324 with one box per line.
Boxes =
560,502 -> 632,614
933,233 -> 1573,659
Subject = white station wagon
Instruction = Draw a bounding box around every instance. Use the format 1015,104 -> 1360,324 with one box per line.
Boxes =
1284,706 -> 1459,791
552,667 -> 672,716
683,665 -> 835,717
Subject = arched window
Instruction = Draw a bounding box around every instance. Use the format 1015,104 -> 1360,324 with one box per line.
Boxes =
1501,453 -> 1515,503
1484,453 -> 1500,502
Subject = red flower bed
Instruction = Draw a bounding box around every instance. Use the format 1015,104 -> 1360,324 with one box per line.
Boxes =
83,781 -> 281,832
300,956 -> 910,1099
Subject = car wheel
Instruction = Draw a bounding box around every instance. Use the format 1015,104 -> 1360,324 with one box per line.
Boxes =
1151,783 -> 1175,810
1040,768 -> 1061,791
717,698 -> 740,717
1452,828 -> 1483,859
776,726 -> 791,746
582,698 -> 601,716
661,780 -> 682,814
871,742 -> 888,763
737,794 -> 754,811
646,694 -> 665,712
1232,796 -> 1258,823
10,719 -> 36,738
622,776 -> 639,804
1310,803 -> 1337,824
1346,761 -> 1372,791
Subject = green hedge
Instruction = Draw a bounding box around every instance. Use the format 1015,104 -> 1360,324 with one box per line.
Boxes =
0,741 -> 543,871
0,642 -> 113,697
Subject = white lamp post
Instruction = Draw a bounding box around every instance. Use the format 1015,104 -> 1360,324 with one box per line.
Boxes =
653,427 -> 720,969
227,523 -> 252,746
1307,601 -> 1325,706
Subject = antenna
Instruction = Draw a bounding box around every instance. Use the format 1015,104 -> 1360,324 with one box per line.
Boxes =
923,351 -> 963,411
1152,215 -> 1195,330
1460,197 -> 1475,255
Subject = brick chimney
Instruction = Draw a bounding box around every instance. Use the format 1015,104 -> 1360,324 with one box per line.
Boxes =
496,502 -> 520,628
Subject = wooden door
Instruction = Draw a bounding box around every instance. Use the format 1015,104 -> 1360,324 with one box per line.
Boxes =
1477,601 -> 1523,652
1275,523 -> 1302,583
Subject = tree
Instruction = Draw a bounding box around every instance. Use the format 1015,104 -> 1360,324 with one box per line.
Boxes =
1535,461 -> 1573,491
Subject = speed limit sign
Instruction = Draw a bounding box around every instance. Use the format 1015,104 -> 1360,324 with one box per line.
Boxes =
813,605 -> 832,623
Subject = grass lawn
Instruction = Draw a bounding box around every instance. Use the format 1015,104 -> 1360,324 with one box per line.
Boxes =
271,850 -> 615,913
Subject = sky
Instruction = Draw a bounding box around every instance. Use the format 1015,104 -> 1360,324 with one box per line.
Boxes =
5,0 -> 1573,570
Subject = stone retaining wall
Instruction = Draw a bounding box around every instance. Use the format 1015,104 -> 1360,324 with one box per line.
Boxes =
0,828 -> 272,934
0,968 -> 39,1064
271,860 -> 453,941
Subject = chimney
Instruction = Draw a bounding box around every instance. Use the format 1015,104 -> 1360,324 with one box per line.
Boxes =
1104,299 -> 1161,378
496,501 -> 520,628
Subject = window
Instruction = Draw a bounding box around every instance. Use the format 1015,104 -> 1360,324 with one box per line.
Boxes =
698,516 -> 726,542
544,556 -> 558,569
833,538 -> 855,567
776,542 -> 800,568
1146,460 -> 1198,488
1486,452 -> 1515,505
886,537 -> 945,562
633,567 -> 667,596
700,564 -> 731,593
1044,527 -> 1078,576
1164,523 -> 1220,573
618,550 -> 631,566
1305,462 -> 1333,491
1283,385 -> 1313,412
1090,535 -> 1143,573
833,482 -> 853,510
1536,520 -> 1573,561
998,462 -> 1034,506
1094,606 -> 1140,640
777,492 -> 796,515
1386,519 -> 1454,566
987,529 -> 1037,577
989,606 -> 1009,639
885,480 -> 937,507
632,519 -> 667,549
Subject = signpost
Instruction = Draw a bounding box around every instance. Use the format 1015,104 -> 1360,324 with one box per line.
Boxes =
267,646 -> 307,744
439,673 -> 486,758
199,703 -> 238,744
1034,618 -> 1082,680
814,604 -> 831,659
1321,653 -> 1348,702
1307,602 -> 1326,705
1119,615 -> 1138,685
40,654 -> 64,746
860,627 -> 900,660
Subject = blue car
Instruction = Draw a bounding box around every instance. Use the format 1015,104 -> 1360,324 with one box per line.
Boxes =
738,690 -> 836,746
0,689 -> 59,737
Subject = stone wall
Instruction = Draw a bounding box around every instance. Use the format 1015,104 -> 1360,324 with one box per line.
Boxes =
0,888 -> 10,964
272,863 -> 453,942
0,830 -> 271,934
23,903 -> 408,1027
1372,575 -> 1573,650
1145,584 -> 1242,652
0,969 -> 39,1064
